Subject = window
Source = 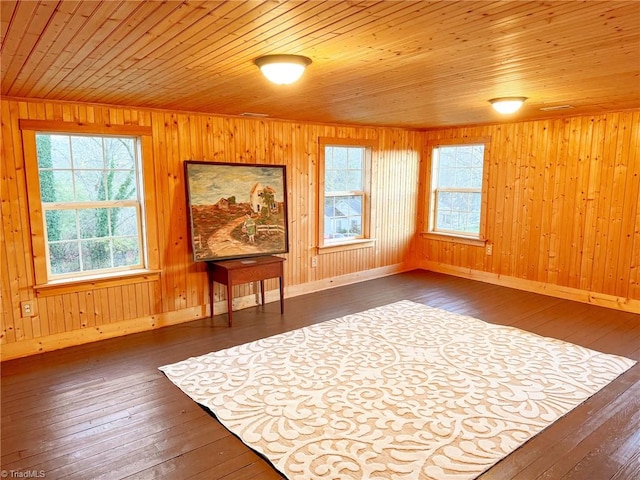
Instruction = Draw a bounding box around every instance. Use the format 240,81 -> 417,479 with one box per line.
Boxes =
318,138 -> 374,249
34,133 -> 145,279
427,139 -> 489,241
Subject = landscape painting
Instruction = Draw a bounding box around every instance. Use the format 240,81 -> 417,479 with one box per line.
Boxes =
184,161 -> 289,262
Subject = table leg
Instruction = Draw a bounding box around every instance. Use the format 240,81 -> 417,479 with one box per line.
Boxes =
260,280 -> 265,306
208,269 -> 215,318
226,284 -> 233,327
279,276 -> 284,314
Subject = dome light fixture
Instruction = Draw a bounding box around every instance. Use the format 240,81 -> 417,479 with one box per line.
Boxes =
254,54 -> 312,85
489,97 -> 528,114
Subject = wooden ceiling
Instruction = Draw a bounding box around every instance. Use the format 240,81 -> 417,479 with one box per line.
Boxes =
2,1 -> 639,129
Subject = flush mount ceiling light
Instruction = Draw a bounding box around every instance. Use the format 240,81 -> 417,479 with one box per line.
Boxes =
489,97 -> 528,114
254,54 -> 312,85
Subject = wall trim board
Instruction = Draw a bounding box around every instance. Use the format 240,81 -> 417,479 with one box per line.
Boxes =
0,305 -> 208,361
285,263 -> 411,297
1,263 -> 410,361
420,261 -> 640,314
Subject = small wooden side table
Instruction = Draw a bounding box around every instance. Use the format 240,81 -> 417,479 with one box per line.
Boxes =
207,255 -> 285,326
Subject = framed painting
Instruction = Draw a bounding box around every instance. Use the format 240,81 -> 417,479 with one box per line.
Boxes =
184,161 -> 289,262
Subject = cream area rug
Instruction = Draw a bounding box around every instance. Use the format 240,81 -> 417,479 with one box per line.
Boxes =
159,300 -> 635,480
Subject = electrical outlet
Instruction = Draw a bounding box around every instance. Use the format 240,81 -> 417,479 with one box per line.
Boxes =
485,243 -> 493,256
311,256 -> 318,268
21,301 -> 34,317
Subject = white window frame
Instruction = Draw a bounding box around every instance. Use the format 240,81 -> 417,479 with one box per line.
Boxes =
37,133 -> 146,279
317,138 -> 376,251
425,137 -> 490,245
20,120 -> 159,291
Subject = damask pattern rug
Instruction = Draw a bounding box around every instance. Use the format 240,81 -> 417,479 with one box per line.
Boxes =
160,300 -> 635,480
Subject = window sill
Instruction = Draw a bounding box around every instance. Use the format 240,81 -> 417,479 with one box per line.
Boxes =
318,238 -> 376,254
420,232 -> 487,247
35,269 -> 161,297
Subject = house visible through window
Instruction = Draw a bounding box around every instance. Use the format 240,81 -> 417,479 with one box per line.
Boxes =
429,142 -> 487,238
318,139 -> 373,247
35,133 -> 145,278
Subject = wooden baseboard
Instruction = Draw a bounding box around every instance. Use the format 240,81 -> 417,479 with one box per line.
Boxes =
1,263 -> 410,361
419,261 -> 640,314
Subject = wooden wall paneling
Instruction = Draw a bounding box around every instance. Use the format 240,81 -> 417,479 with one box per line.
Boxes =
308,124 -> 321,283
157,112 -> 176,313
579,115 -> 606,291
520,121 -> 540,280
2,100 -> 34,342
150,111 -> 170,313
95,287 -> 109,327
79,290 -> 91,329
110,286 -> 125,323
61,293 -> 74,332
122,283 -> 133,320
53,295 -> 65,335
547,119 -> 571,286
536,119 -> 556,285
184,114 -> 203,310
418,111 -> 639,308
273,121 -> 294,285
292,122 -> 309,286
291,121 -> 303,286
613,112 -> 639,298
572,115 -> 597,290
0,228 -> 11,345
592,113 -> 620,295
1,102 -> 18,344
508,122 -> 525,278
134,283 -> 145,320
557,116 -> 583,288
140,133 -> 161,274
3,97 -> 635,359
483,125 -> 500,274
598,114 -> 640,297
172,113 -> 190,312
498,123 -> 518,276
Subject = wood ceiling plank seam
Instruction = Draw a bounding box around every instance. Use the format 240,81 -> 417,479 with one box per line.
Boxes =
19,0 -> 105,98
102,0 -> 285,88
54,0 -> 166,101
294,17 -> 636,103
69,0 -> 236,99
107,2 -> 440,97
332,2 -> 576,58
480,5 -> 639,46
75,1 -> 620,111
262,2 -> 518,76
108,2 -> 342,96
12,0 -> 105,98
1,0 -> 59,95
344,1 -> 640,64
126,4 -> 381,104
251,1 -> 423,63
176,1 -> 351,67
28,0 -> 126,99
134,1 -> 442,106
0,0 -> 19,48
74,1 -> 235,101
59,0 -> 192,103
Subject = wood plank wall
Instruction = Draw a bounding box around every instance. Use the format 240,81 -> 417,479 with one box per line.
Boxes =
417,111 -> 640,311
0,98 -> 421,359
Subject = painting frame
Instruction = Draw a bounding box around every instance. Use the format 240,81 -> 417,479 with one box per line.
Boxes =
184,161 -> 289,262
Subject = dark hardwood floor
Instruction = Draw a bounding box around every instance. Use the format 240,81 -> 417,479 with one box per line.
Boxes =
2,270 -> 639,479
